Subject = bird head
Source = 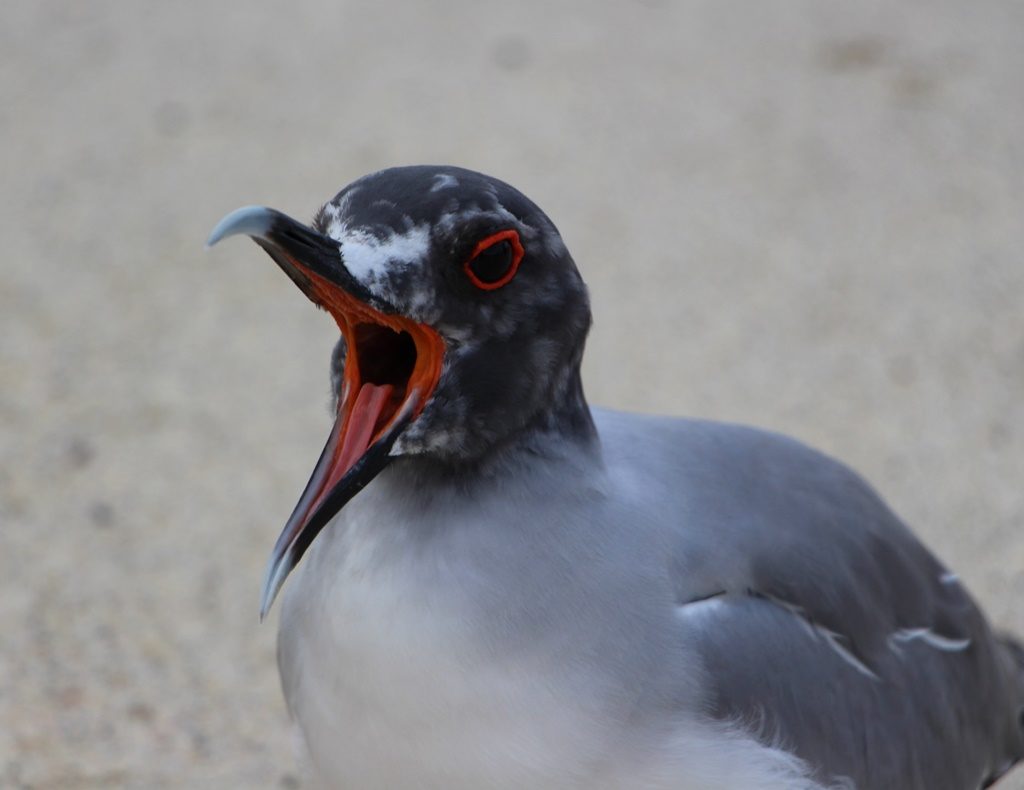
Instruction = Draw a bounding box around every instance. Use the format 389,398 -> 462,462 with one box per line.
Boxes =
207,166 -> 592,617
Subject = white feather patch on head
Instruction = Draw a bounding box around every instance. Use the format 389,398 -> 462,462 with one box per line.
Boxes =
321,186 -> 360,224
331,223 -> 432,284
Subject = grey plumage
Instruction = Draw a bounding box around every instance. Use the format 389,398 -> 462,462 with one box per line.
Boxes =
625,414 -> 1023,788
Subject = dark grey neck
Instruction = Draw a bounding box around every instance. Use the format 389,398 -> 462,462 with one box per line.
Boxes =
530,365 -> 597,450
412,365 -> 598,484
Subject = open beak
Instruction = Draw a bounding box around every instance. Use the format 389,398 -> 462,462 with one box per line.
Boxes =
207,207 -> 444,618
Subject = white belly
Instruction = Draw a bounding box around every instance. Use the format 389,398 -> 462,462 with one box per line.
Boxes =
277,520 -> 830,790
279,529 -> 611,788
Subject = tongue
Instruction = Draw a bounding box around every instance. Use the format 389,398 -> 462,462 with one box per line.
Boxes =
310,382 -> 393,515
337,382 -> 394,473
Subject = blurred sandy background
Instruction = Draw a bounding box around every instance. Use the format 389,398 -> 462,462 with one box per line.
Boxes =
2,0 -> 1022,787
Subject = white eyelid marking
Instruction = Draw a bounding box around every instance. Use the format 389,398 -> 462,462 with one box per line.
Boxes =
940,571 -> 959,585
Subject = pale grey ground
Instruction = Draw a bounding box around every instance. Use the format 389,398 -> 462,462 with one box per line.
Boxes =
1,1 -> 1022,788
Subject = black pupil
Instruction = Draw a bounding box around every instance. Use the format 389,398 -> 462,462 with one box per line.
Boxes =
469,240 -> 513,284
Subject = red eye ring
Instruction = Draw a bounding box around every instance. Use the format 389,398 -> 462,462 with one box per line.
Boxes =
463,229 -> 525,291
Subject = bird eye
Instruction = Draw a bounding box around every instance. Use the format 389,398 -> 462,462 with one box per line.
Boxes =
464,230 -> 524,290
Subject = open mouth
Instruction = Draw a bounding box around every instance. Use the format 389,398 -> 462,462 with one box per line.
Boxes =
302,310 -> 445,527
342,323 -> 421,446
261,275 -> 445,618
354,323 -> 417,390
204,204 -> 444,617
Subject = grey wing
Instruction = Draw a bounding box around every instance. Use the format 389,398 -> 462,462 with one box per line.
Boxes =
641,418 -> 1024,790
